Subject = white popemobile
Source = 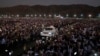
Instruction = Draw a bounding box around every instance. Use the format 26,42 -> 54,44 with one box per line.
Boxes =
40,26 -> 58,37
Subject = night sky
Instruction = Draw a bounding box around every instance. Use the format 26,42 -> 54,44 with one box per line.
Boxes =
0,0 -> 100,7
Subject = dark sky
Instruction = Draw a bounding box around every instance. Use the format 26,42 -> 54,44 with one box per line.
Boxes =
0,0 -> 100,7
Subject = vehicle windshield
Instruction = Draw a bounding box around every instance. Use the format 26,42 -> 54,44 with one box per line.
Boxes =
44,28 -> 53,30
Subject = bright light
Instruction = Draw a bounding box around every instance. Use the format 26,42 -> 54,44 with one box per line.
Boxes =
81,14 -> 83,17
60,16 -> 64,19
16,39 -> 18,42
42,41 -> 45,43
94,53 -> 98,56
35,14 -> 37,17
88,14 -> 92,18
31,14 -> 33,17
26,14 -> 29,17
9,51 -> 13,56
74,52 -> 77,55
39,14 -> 42,17
16,14 -> 19,17
54,14 -> 57,17
73,14 -> 77,17
66,14 -> 69,17
49,14 -> 52,17
5,49 -> 8,52
44,14 -> 46,17
42,37 -> 45,39
0,28 -> 2,32
9,52 -> 12,56
41,32 -> 43,34
49,32 -> 52,34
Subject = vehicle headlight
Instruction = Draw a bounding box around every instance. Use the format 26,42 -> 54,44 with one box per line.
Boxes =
49,32 -> 52,34
41,32 -> 43,34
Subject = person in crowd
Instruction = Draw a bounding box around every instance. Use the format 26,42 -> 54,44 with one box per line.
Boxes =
0,18 -> 99,56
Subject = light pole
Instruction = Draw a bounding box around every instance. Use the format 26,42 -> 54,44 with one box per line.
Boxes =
66,14 -> 69,18
44,14 -> 46,18
54,14 -> 57,18
88,14 -> 92,18
30,14 -> 33,17
73,14 -> 77,18
16,14 -> 19,17
49,14 -> 52,18
26,14 -> 29,17
34,14 -> 37,18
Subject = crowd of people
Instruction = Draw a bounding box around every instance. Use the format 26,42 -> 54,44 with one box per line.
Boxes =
0,18 -> 100,56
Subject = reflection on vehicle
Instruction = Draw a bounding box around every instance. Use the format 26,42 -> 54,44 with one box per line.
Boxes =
40,26 -> 58,37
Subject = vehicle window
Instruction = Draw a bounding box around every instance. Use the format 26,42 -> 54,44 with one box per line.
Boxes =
44,28 -> 53,30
